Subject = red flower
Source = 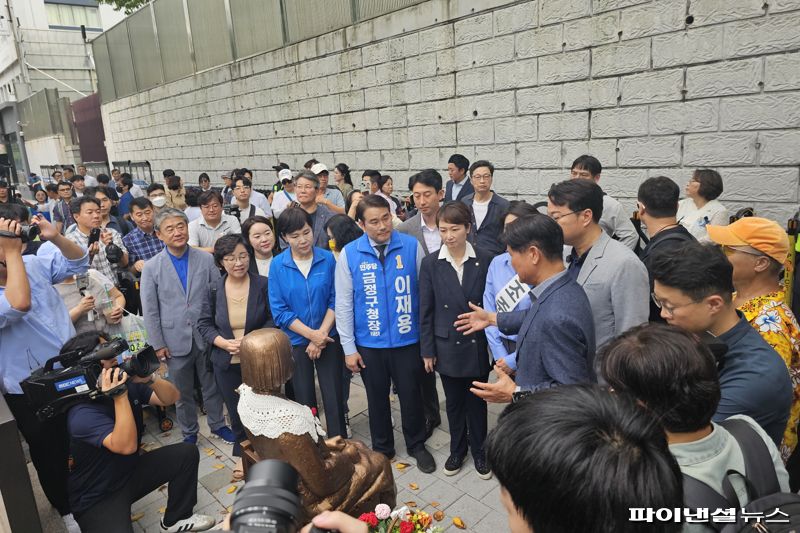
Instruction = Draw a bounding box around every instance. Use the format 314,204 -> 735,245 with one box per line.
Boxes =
399,521 -> 414,533
358,512 -> 379,527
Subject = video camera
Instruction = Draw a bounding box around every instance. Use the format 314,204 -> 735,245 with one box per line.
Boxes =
230,460 -> 333,533
0,223 -> 40,243
21,338 -> 160,421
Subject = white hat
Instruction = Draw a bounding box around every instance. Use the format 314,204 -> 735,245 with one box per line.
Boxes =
310,163 -> 328,175
278,169 -> 292,181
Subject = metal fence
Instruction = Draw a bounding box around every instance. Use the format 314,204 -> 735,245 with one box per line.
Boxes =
112,160 -> 154,187
92,0 -> 428,103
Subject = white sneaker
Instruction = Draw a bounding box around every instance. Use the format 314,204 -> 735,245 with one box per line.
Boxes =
160,513 -> 216,532
62,513 -> 81,533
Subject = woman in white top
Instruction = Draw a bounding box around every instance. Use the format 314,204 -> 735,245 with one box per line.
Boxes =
242,215 -> 278,277
677,168 -> 728,243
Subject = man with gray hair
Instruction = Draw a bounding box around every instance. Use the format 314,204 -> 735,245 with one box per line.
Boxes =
140,207 -> 235,445
295,170 -> 334,249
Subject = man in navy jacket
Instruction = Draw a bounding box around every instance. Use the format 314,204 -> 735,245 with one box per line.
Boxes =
455,214 -> 596,402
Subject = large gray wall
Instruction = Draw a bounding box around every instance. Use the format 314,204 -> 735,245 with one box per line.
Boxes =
101,0 -> 800,220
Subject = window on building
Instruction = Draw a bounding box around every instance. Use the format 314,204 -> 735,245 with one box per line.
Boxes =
45,2 -> 101,30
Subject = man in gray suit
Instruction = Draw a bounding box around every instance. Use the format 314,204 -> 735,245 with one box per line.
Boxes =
141,207 -> 234,445
547,180 -> 649,349
399,169 -> 445,438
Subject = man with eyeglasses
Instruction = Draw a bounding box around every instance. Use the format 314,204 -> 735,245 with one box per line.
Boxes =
570,155 -> 639,250
708,217 -> 800,461
636,176 -> 696,321
294,170 -> 334,249
462,160 -> 509,257
650,240 -> 792,446
231,176 -> 267,224
188,190 -> 241,253
548,180 -> 648,349
53,180 -> 76,234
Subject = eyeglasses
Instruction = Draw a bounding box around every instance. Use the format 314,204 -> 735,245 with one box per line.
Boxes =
651,293 -> 699,316
223,254 -> 250,264
472,173 -> 492,182
550,209 -> 581,221
722,245 -> 765,258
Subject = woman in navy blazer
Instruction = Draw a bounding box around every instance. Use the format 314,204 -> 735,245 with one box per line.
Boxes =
419,202 -> 493,479
197,234 -> 272,478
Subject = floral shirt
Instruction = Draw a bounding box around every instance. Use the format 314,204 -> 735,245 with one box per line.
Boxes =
739,291 -> 800,461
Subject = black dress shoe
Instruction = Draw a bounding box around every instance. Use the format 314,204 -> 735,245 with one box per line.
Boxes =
411,447 -> 436,473
424,419 -> 441,440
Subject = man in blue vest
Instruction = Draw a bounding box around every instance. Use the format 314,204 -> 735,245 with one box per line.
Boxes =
335,194 -> 436,473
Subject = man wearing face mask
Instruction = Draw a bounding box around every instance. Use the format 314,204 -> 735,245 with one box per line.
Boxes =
148,184 -> 168,211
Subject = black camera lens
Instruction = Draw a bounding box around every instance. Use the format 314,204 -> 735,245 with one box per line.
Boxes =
230,460 -> 303,533
120,346 -> 160,378
19,224 -> 40,243
106,243 -> 123,263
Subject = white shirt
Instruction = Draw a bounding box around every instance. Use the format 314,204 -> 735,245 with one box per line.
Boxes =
184,206 -> 202,222
236,203 -> 267,224
438,242 -> 476,285
255,256 -> 272,277
130,183 -> 145,198
271,189 -> 296,219
250,190 -> 273,217
473,197 -> 491,228
421,216 -> 441,253
188,214 -> 241,248
677,198 -> 729,244
295,256 -> 313,278
83,175 -> 98,187
375,191 -> 398,213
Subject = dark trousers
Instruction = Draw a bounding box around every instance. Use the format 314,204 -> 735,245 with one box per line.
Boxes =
5,393 -> 71,515
440,374 -> 489,459
75,442 -> 199,533
359,343 -> 426,455
288,340 -> 347,438
421,371 -> 441,425
213,362 -> 246,456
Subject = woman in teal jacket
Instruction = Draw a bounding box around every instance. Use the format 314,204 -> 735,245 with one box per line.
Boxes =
268,207 -> 346,438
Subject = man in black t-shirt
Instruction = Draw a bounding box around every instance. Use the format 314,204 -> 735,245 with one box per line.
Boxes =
636,177 -> 696,321
64,332 -> 215,533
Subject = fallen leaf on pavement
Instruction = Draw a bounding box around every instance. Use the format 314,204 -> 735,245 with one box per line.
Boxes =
213,463 -> 225,470
395,462 -> 410,470
130,513 -> 145,522
433,510 -> 445,521
430,501 -> 441,507
408,483 -> 418,490
158,507 -> 165,515
226,485 -> 238,494
405,501 -> 417,508
453,516 -> 466,529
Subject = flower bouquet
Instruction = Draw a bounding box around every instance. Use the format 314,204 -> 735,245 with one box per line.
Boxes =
358,504 -> 444,533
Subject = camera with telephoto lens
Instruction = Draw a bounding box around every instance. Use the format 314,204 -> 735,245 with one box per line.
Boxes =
230,460 -> 334,533
20,338 -> 160,421
224,204 -> 241,219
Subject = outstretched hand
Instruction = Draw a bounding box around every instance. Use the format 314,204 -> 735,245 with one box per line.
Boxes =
454,302 -> 496,335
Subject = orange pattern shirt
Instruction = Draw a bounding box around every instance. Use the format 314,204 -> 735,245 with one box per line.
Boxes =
739,291 -> 800,462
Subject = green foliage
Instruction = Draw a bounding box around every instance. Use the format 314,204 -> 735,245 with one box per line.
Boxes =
97,0 -> 149,15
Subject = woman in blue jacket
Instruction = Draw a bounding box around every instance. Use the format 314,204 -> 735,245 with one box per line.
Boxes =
269,207 -> 347,438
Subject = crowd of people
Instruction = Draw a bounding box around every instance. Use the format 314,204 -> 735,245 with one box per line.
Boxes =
3,152 -> 800,533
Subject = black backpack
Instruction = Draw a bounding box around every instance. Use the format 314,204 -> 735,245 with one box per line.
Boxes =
683,418 -> 800,532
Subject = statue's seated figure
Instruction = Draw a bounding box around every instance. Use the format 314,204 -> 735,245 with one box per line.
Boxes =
237,328 -> 397,520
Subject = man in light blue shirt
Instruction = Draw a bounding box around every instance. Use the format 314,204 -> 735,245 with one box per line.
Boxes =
0,205 -> 89,527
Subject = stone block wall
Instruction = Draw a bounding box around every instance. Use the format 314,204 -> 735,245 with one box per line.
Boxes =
101,0 -> 800,220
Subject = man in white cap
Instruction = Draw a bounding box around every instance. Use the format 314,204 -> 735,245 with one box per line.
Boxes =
311,163 -> 345,215
270,169 -> 297,219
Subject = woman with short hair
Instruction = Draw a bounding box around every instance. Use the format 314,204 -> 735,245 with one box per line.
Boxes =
677,168 -> 728,243
268,207 -> 347,438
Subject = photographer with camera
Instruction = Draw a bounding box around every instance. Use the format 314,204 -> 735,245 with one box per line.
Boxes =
62,332 -> 215,533
0,203 -> 89,532
66,196 -> 129,285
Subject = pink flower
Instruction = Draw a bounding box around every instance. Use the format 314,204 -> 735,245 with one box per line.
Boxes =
375,503 -> 392,520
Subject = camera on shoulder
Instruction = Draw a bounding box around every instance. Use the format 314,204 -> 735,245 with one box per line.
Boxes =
21,338 -> 160,421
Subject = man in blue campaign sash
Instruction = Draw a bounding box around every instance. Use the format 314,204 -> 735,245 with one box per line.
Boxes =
335,194 -> 436,473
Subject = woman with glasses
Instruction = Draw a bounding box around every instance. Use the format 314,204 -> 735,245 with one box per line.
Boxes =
197,233 -> 272,480
677,168 -> 728,243
268,207 -> 347,438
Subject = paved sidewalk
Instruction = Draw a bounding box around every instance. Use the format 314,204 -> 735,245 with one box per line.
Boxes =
33,373 -> 508,532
